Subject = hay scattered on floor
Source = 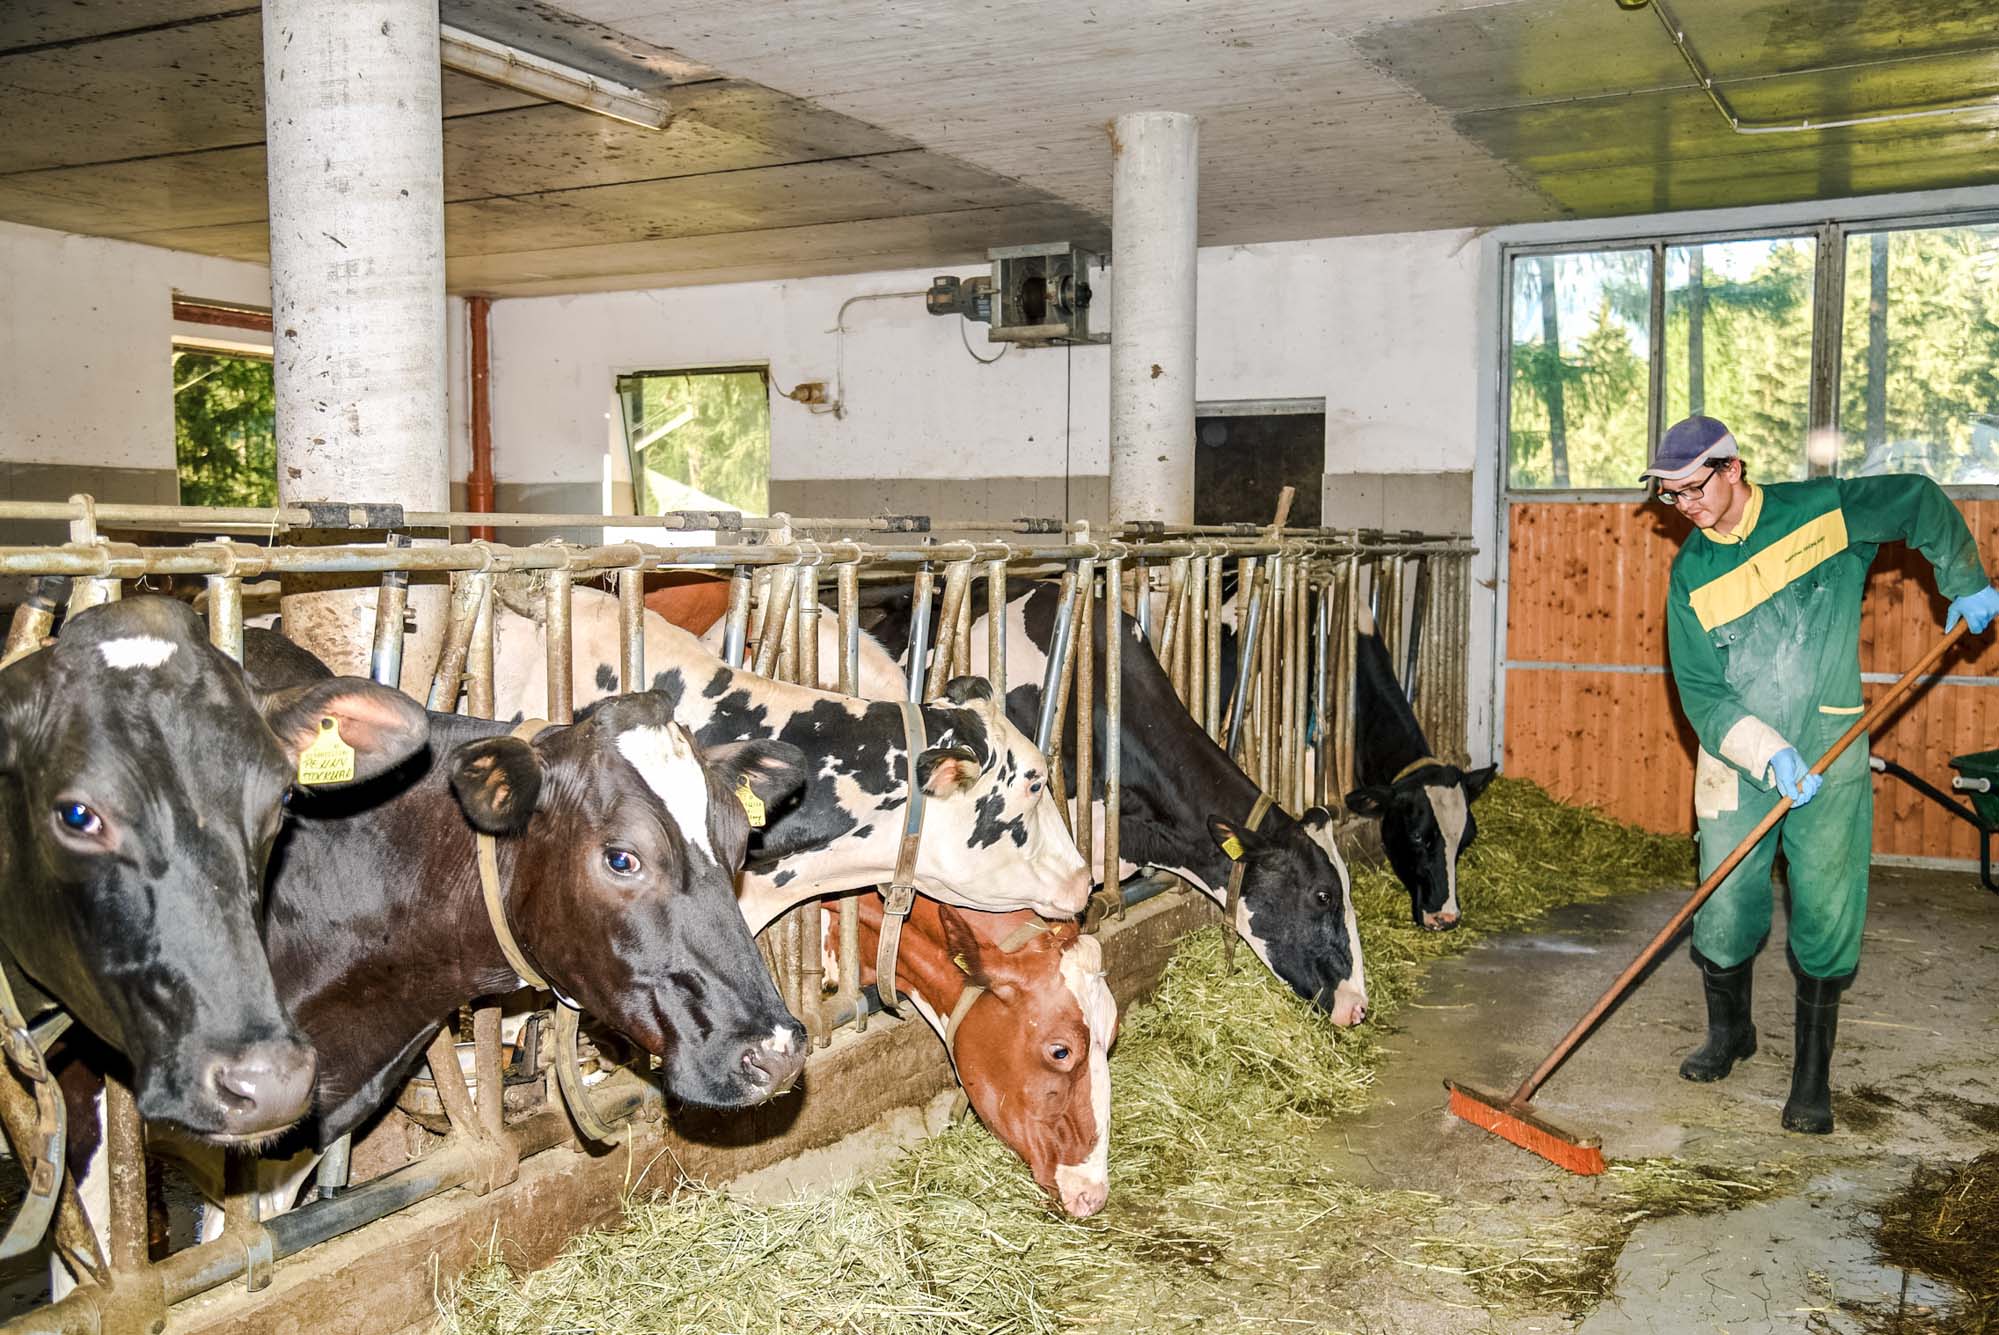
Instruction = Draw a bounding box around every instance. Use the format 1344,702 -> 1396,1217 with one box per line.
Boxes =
439,777 -> 1707,1334
1842,1152 -> 1999,1334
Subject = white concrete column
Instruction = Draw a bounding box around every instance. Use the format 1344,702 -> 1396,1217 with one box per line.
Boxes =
263,0 -> 448,511
1108,111 -> 1199,527
263,0 -> 449,691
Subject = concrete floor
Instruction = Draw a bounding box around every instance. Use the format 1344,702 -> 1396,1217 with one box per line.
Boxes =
1323,864 -> 1999,1333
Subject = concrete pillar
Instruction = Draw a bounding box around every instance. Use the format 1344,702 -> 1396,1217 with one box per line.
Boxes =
264,0 -> 448,508
263,0 -> 449,689
1108,111 -> 1200,528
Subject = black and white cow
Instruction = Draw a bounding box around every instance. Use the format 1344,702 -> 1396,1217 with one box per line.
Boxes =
489,591 -> 1091,929
1339,610 -> 1495,932
878,583 -> 1368,1027
58,629 -> 811,1244
0,598 -> 426,1145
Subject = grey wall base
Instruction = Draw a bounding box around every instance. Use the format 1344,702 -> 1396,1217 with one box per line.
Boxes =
1321,471 -> 1473,534
771,475 -> 1111,528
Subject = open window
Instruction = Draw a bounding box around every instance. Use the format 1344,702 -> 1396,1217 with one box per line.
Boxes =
171,297 -> 276,507
614,367 -> 770,517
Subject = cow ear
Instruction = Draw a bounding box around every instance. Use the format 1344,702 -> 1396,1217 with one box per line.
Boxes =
935,905 -> 992,988
917,744 -> 982,797
1462,765 -> 1498,801
707,739 -> 808,810
1345,786 -> 1390,819
448,737 -> 544,835
943,676 -> 993,706
1298,805 -> 1333,833
262,678 -> 429,785
1207,814 -> 1259,860
0,650 -> 50,771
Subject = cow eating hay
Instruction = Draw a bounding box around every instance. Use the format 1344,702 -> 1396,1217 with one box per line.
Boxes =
437,778 -> 1694,1333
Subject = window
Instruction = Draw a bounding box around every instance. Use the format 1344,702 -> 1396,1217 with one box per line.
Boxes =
615,368 -> 770,517
1504,213 -> 1999,494
1664,238 -> 1816,483
1837,223 -> 1999,485
173,346 -> 276,507
1193,401 -> 1325,527
1506,248 -> 1653,489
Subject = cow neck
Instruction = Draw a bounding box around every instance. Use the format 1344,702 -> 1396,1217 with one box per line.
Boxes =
1221,793 -> 1275,968
1133,748 -> 1271,902
478,719 -> 556,994
1352,631 -> 1433,786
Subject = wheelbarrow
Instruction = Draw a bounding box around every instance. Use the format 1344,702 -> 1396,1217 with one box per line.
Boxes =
1869,747 -> 1999,894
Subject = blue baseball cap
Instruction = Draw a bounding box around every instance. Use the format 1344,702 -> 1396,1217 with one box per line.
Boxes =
1640,415 -> 1739,482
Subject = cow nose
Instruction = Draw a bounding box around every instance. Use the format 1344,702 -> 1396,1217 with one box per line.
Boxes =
205,1041 -> 316,1136
739,1024 -> 808,1097
1421,910 -> 1459,932
1059,1177 -> 1108,1218
1046,866 -> 1092,917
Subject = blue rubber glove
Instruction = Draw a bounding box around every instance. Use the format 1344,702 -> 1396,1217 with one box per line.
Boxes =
1945,584 -> 1999,636
1769,747 -> 1822,807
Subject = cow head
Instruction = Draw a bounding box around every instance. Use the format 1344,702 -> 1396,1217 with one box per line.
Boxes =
910,677 -> 1091,920
930,905 -> 1118,1218
1345,763 -> 1497,930
1203,806 -> 1368,1027
449,693 -> 810,1108
0,597 -> 427,1144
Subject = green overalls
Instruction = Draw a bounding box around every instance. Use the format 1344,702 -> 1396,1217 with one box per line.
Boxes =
1666,475 -> 1987,978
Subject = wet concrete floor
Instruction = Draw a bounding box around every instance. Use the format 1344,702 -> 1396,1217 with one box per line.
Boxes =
1322,864 -> 1999,1333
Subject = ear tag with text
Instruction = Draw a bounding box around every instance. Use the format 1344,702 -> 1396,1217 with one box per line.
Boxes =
1221,834 -> 1244,861
298,717 -> 356,786
735,780 -> 766,828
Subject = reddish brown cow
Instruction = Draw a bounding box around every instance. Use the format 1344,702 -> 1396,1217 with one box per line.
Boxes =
641,572 -> 732,638
850,895 -> 1118,1217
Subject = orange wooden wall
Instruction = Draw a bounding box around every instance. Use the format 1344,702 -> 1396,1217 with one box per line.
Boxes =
1503,499 -> 1999,860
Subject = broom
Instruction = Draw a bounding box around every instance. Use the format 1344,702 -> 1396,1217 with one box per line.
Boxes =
1446,622 -> 1969,1175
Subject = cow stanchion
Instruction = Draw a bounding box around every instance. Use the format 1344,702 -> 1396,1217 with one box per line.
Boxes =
835,561 -> 866,1034
721,566 -> 753,668
985,558 -> 1008,701
618,565 -> 646,692
1073,546 -> 1095,876
1102,554 -> 1124,920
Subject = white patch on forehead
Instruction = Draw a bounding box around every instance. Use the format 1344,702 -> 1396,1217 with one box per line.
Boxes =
1425,781 -> 1470,918
615,724 -> 713,859
96,636 -> 176,670
1055,935 -> 1114,1202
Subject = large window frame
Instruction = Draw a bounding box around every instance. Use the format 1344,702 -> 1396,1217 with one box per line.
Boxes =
1500,207 -> 1999,502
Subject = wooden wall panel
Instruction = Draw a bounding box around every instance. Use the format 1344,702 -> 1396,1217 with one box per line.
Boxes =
1505,497 -> 1999,859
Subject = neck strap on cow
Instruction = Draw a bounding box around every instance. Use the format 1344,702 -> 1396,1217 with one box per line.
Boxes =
473,719 -> 625,1145
1221,792 -> 1276,972
1392,755 -> 1449,785
0,955 -> 68,1262
940,919 -> 1048,1086
875,701 -> 930,1017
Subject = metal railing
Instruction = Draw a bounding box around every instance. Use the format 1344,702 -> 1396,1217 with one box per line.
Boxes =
0,497 -> 1473,1335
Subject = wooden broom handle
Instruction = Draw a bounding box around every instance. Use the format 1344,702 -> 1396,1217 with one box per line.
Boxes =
1509,621 -> 1969,1107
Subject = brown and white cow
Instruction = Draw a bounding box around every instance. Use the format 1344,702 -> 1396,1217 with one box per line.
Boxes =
489,589 -> 1090,926
851,894 -> 1118,1218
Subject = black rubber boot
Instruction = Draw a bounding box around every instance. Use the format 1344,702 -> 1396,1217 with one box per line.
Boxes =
1678,948 -> 1757,1082
1781,971 -> 1851,1134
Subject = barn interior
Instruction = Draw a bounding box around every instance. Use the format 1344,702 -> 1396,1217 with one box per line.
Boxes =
2,1 -> 1998,1332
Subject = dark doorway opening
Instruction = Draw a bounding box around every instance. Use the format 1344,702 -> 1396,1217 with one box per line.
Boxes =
1193,403 -> 1324,526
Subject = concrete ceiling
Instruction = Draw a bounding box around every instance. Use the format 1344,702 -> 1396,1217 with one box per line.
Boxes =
1,0 -> 1995,296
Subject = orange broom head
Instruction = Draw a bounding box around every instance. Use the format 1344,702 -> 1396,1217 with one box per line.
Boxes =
1445,1080 -> 1607,1176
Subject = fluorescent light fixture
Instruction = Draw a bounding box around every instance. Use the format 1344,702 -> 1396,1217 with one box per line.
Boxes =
439,24 -> 670,129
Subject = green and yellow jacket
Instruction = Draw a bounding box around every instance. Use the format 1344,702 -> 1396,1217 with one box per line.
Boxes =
1666,474 -> 1986,798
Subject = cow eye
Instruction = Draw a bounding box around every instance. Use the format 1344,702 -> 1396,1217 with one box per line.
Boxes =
1048,1042 -> 1071,1063
55,802 -> 103,837
1314,889 -> 1333,909
603,847 -> 642,876
1027,780 -> 1044,796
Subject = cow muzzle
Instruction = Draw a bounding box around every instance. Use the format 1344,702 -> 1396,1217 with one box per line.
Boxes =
738,1023 -> 808,1098
189,1039 -> 317,1143
1329,980 -> 1369,1028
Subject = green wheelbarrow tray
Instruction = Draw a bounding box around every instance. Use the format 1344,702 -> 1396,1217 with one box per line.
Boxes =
1870,750 -> 1999,894
1949,748 -> 1999,828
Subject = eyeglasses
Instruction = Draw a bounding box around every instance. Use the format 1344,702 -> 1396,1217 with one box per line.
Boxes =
1655,465 -> 1723,507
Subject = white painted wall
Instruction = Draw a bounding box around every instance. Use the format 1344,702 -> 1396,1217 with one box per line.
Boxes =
0,221 -> 273,470
482,228 -> 1485,487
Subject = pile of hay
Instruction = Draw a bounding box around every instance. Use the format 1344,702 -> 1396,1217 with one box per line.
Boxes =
439,777 -> 1697,1334
1848,1152 -> 1999,1333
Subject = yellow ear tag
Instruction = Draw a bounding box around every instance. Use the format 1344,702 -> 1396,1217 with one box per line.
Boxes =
297,717 -> 356,786
1221,834 -> 1244,861
735,780 -> 766,828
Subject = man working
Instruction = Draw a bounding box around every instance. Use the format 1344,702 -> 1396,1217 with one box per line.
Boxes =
1646,415 -> 1999,1133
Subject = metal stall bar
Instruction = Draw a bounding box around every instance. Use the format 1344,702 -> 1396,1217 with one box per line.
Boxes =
618,566 -> 647,692
905,564 -> 936,702
833,561 -> 865,1034
924,560 -> 974,698
1205,553 -> 1225,740
984,558 -> 1008,701
1072,556 -> 1096,875
793,563 -> 827,1045
1101,554 -> 1123,919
